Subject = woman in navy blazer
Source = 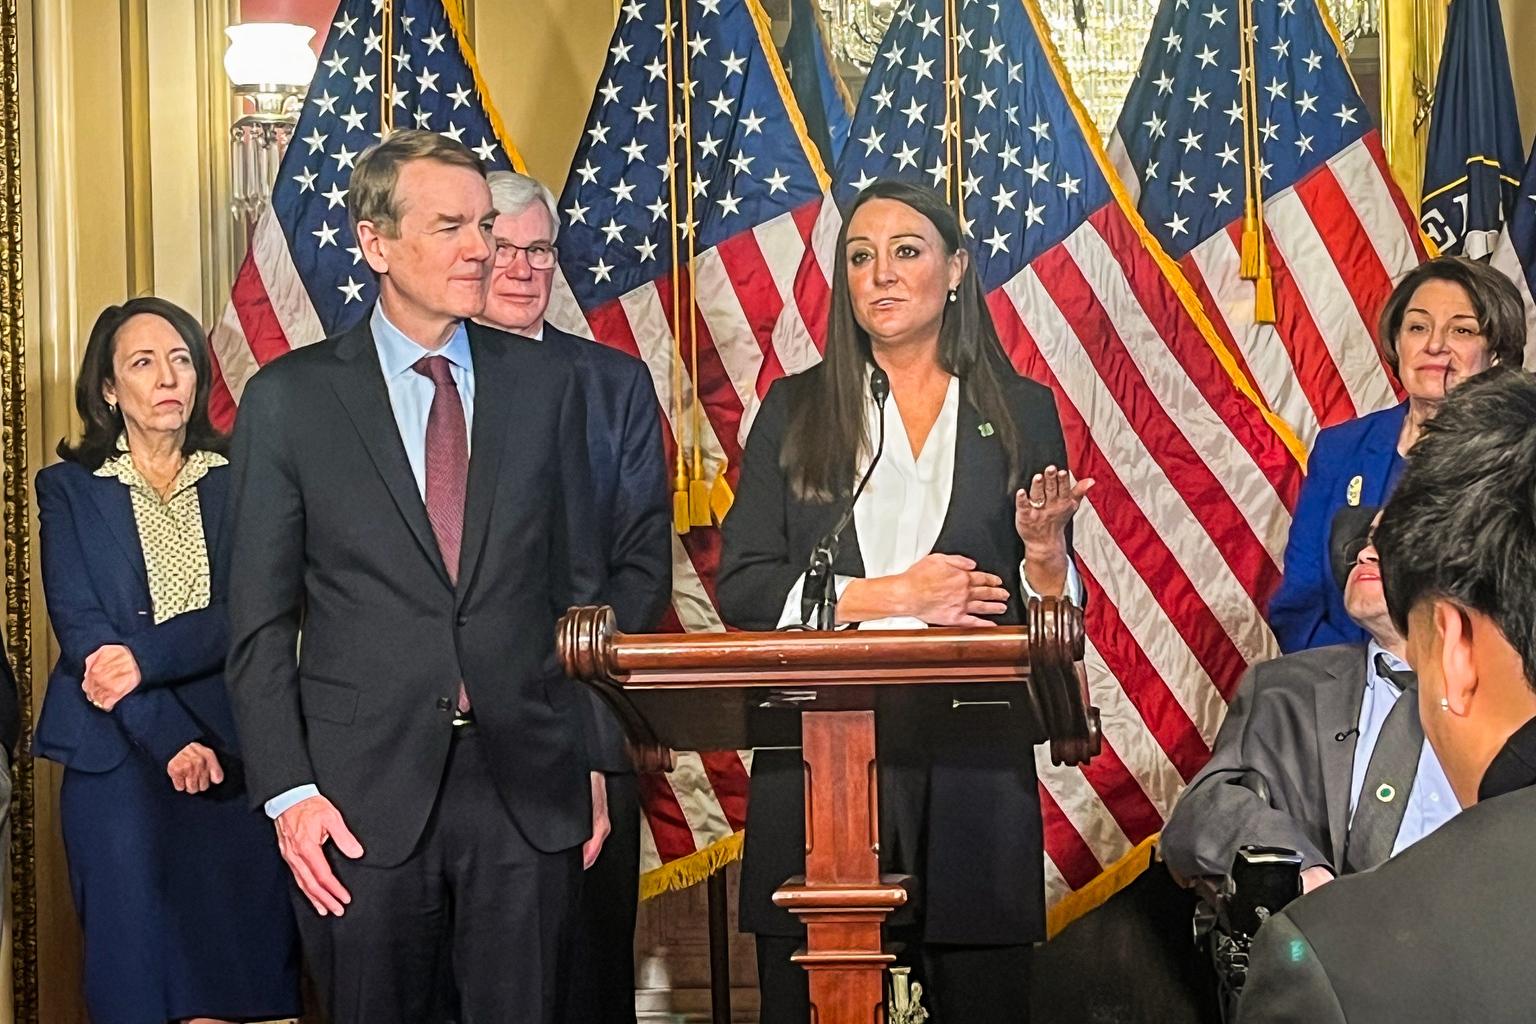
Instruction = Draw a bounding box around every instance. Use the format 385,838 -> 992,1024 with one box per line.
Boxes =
1267,257 -> 1527,653
34,298 -> 298,1024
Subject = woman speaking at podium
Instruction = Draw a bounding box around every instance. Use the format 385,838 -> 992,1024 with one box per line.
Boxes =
719,180 -> 1091,1024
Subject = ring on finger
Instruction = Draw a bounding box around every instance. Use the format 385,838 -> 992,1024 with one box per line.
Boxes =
1028,495 -> 1047,509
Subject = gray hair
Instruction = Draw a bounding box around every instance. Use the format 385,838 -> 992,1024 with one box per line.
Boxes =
486,171 -> 560,237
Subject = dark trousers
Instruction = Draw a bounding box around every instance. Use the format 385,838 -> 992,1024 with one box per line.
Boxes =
756,933 -> 1032,1024
293,724 -> 581,1024
564,771 -> 641,1022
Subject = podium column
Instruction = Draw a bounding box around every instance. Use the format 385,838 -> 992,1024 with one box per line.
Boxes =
773,709 -> 909,1024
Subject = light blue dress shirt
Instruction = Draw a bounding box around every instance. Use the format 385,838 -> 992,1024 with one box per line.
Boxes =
1347,641 -> 1460,857
264,306 -> 477,820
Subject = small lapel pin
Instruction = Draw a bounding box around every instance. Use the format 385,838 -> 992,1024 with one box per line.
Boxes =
978,422 -> 994,437
1347,474 -> 1363,507
1375,783 -> 1396,804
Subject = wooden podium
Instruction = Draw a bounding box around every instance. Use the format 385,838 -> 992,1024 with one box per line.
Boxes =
558,599 -> 1100,1024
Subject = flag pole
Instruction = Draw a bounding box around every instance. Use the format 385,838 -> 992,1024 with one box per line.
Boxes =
1237,0 -> 1275,322
679,0 -> 712,528
663,0 -> 692,535
380,0 -> 395,134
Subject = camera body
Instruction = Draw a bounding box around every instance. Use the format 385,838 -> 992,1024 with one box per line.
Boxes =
1195,844 -> 1304,1022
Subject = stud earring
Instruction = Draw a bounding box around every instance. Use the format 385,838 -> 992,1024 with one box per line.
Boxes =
1439,697 -> 1450,712
947,289 -> 957,303
106,401 -> 118,416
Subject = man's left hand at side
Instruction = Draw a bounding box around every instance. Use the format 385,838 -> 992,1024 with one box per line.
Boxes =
583,771 -> 611,869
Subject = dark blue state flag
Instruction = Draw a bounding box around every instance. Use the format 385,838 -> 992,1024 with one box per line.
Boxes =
1420,0 -> 1524,257
1490,137 -> 1536,365
779,0 -> 853,168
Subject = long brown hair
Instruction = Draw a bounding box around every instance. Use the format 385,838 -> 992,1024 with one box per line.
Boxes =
781,179 -> 1022,501
57,297 -> 227,469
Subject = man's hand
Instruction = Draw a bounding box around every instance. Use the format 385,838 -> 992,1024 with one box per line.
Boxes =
1301,865 -> 1335,894
167,742 -> 223,793
276,794 -> 365,916
83,644 -> 142,711
582,771 -> 611,870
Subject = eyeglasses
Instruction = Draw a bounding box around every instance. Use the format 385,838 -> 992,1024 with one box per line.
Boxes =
493,241 -> 558,271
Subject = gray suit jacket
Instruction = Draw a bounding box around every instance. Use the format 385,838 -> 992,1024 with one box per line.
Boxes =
1236,784 -> 1536,1024
1161,644 -> 1366,879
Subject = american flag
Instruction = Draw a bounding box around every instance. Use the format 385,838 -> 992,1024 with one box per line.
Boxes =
1108,0 -> 1425,448
209,0 -> 517,421
1490,138 -> 1536,364
543,0 -> 835,891
837,0 -> 1305,927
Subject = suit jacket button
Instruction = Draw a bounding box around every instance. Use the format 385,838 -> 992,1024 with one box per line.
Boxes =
457,614 -> 468,627
437,697 -> 452,711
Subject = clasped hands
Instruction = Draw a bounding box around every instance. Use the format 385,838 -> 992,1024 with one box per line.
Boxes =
81,643 -> 142,711
852,466 -> 1092,626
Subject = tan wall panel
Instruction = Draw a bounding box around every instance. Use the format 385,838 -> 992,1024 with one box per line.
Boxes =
1505,0 -> 1536,147
471,0 -> 614,189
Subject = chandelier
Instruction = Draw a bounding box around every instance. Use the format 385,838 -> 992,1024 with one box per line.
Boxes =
817,0 -> 1378,137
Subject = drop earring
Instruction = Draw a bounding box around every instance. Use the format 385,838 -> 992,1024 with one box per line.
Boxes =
947,288 -> 957,303
106,400 -> 118,416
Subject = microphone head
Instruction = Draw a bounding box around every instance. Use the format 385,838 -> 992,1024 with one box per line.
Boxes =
869,366 -> 891,406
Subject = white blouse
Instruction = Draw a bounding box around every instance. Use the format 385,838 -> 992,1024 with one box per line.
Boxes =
776,376 -> 1084,629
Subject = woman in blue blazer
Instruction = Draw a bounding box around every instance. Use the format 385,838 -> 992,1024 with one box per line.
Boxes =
34,298 -> 298,1024
1268,257 -> 1527,653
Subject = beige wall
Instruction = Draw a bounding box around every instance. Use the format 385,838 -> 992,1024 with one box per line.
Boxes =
470,0 -> 616,189
1505,0 -> 1536,146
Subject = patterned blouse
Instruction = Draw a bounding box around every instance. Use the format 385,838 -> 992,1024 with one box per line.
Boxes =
94,441 -> 228,624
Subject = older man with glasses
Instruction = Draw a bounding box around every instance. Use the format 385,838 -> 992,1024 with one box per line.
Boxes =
478,170 -> 671,1023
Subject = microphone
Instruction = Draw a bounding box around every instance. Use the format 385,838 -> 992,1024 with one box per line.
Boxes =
802,366 -> 891,629
1334,726 -> 1360,743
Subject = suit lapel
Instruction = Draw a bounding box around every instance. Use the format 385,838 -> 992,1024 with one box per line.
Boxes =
1316,646 -> 1365,868
1357,403 -> 1408,504
932,382 -> 991,554
455,325 -> 512,605
329,316 -> 453,589
86,476 -> 149,590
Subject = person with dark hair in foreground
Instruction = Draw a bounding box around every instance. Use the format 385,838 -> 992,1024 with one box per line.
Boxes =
719,179 -> 1089,1024
1267,255 -> 1525,653
33,297 -> 299,1024
1238,366 -> 1536,1024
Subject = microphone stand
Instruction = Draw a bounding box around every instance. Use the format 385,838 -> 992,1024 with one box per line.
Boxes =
802,366 -> 890,629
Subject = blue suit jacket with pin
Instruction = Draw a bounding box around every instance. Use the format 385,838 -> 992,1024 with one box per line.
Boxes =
1267,402 -> 1408,654
33,458 -> 241,774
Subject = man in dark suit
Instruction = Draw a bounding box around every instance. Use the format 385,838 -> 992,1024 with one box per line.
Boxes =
479,169 -> 671,1023
225,131 -> 607,1024
1237,367 -> 1536,1024
1162,506 -> 1456,892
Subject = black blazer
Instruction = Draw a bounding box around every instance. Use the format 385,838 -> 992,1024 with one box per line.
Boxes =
536,324 -> 671,772
34,460 -> 242,773
225,315 -> 603,865
1238,780 -> 1536,1023
718,363 -> 1072,944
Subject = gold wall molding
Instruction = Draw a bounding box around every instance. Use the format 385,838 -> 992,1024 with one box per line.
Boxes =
0,0 -> 34,1015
